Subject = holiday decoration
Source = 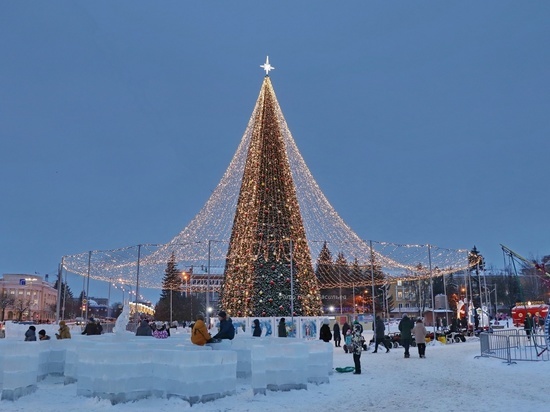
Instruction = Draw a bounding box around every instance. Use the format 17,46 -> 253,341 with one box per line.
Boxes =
220,74 -> 323,317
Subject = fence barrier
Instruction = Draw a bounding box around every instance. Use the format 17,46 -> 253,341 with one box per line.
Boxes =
477,329 -> 549,364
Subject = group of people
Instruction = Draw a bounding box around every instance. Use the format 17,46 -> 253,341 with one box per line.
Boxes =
24,320 -> 72,341
24,325 -> 50,341
191,310 -> 235,345
331,314 -> 430,367
523,312 -> 545,340
398,314 -> 428,358
135,318 -> 172,338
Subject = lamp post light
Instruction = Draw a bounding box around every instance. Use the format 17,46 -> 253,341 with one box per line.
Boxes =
207,306 -> 213,329
329,305 -> 335,315
181,272 -> 188,298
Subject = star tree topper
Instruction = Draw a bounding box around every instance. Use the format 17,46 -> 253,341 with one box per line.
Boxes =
260,56 -> 274,75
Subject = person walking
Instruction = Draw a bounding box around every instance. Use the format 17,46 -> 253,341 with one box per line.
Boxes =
333,322 -> 341,347
398,313 -> 414,358
412,318 -> 428,358
372,315 -> 390,353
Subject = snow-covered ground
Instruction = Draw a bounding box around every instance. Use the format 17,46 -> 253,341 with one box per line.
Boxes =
1,327 -> 548,412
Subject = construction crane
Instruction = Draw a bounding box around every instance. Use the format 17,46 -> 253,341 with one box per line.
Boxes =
500,244 -> 550,279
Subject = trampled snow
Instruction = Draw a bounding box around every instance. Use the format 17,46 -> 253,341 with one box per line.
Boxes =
1,323 -> 548,411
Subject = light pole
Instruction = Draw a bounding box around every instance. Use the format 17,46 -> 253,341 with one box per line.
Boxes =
107,278 -> 112,318
170,285 -> 173,325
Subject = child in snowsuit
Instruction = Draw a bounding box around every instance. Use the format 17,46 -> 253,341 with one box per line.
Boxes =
343,329 -> 353,353
351,323 -> 365,374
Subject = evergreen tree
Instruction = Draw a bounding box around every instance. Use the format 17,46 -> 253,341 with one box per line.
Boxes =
334,252 -> 350,312
53,279 -> 73,317
155,253 -> 183,322
315,241 -> 333,286
315,242 -> 337,311
365,256 -> 387,314
468,246 -> 485,308
221,77 -> 322,317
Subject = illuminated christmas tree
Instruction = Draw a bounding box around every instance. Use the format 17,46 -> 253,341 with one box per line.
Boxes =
220,70 -> 323,317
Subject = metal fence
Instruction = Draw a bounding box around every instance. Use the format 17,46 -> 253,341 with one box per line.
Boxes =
478,329 -> 550,364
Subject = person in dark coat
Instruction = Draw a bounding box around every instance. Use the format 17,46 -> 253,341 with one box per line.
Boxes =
252,319 -> 262,337
398,314 -> 414,358
81,318 -> 100,335
24,325 -> 37,341
212,311 -> 235,340
135,319 -> 153,336
38,329 -> 51,340
319,318 -> 332,342
372,315 -> 390,353
351,323 -> 365,374
278,318 -> 287,337
333,322 -> 341,347
341,322 -> 351,341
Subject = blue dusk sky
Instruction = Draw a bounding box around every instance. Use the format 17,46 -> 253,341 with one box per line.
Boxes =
1,1 -> 548,304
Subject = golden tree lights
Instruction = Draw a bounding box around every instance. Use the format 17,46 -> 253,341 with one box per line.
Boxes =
221,77 -> 322,316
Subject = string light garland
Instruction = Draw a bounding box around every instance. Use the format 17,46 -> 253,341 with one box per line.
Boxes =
61,72 -> 472,295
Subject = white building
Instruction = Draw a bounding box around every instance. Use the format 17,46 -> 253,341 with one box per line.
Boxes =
0,274 -> 57,322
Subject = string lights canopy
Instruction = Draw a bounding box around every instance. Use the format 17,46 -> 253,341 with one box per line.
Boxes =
61,58 -> 471,296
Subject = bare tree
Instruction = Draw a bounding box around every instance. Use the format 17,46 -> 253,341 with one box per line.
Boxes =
0,292 -> 15,321
13,298 -> 32,321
